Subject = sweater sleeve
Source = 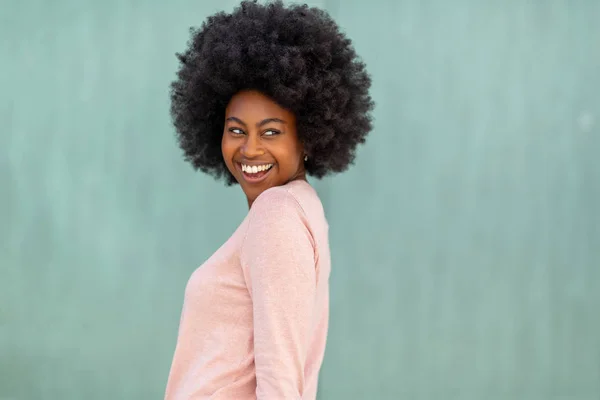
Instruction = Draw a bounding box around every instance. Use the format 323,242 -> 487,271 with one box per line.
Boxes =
240,188 -> 317,399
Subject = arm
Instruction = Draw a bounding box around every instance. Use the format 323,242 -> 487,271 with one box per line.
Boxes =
240,189 -> 316,399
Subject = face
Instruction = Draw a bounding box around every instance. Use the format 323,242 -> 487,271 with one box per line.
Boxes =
222,90 -> 306,207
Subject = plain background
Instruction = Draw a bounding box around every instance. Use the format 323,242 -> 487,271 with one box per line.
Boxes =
1,0 -> 599,398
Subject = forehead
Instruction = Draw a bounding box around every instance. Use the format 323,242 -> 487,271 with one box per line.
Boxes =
225,90 -> 295,121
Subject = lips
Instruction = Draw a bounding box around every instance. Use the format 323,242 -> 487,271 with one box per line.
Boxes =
236,162 -> 275,184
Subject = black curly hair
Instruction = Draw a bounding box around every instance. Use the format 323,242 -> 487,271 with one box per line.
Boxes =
170,0 -> 374,185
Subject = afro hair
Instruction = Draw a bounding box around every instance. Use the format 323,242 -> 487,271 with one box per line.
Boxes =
170,0 -> 374,185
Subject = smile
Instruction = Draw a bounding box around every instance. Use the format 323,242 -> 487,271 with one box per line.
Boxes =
238,162 -> 274,183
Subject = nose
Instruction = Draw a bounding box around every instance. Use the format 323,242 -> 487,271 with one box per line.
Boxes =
240,134 -> 264,158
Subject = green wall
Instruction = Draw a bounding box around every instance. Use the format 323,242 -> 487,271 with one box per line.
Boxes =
1,0 -> 598,398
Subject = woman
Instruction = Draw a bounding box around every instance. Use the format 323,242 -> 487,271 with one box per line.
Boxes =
165,1 -> 373,398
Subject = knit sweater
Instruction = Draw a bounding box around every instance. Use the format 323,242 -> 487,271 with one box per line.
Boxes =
165,180 -> 331,399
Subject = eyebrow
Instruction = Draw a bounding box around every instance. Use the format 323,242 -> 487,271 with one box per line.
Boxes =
226,117 -> 287,127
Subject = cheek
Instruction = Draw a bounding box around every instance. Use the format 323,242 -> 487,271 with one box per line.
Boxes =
273,147 -> 302,171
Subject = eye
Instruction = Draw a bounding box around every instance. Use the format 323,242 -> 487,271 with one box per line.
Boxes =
229,128 -> 245,135
263,129 -> 280,136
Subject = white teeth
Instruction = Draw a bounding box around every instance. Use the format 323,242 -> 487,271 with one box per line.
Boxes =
241,163 -> 273,174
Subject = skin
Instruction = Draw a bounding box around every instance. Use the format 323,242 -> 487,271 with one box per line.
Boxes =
221,90 -> 307,208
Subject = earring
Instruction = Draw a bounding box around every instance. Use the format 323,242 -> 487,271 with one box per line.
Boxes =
304,155 -> 308,162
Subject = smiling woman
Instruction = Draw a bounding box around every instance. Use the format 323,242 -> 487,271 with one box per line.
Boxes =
223,90 -> 306,207
165,1 -> 374,399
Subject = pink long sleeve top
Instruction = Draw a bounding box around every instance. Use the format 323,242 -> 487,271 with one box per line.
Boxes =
165,180 -> 331,400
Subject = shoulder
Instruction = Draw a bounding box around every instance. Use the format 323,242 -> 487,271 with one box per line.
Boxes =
247,190 -> 305,240
250,181 -> 315,221
241,183 -> 316,260
244,181 -> 326,243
